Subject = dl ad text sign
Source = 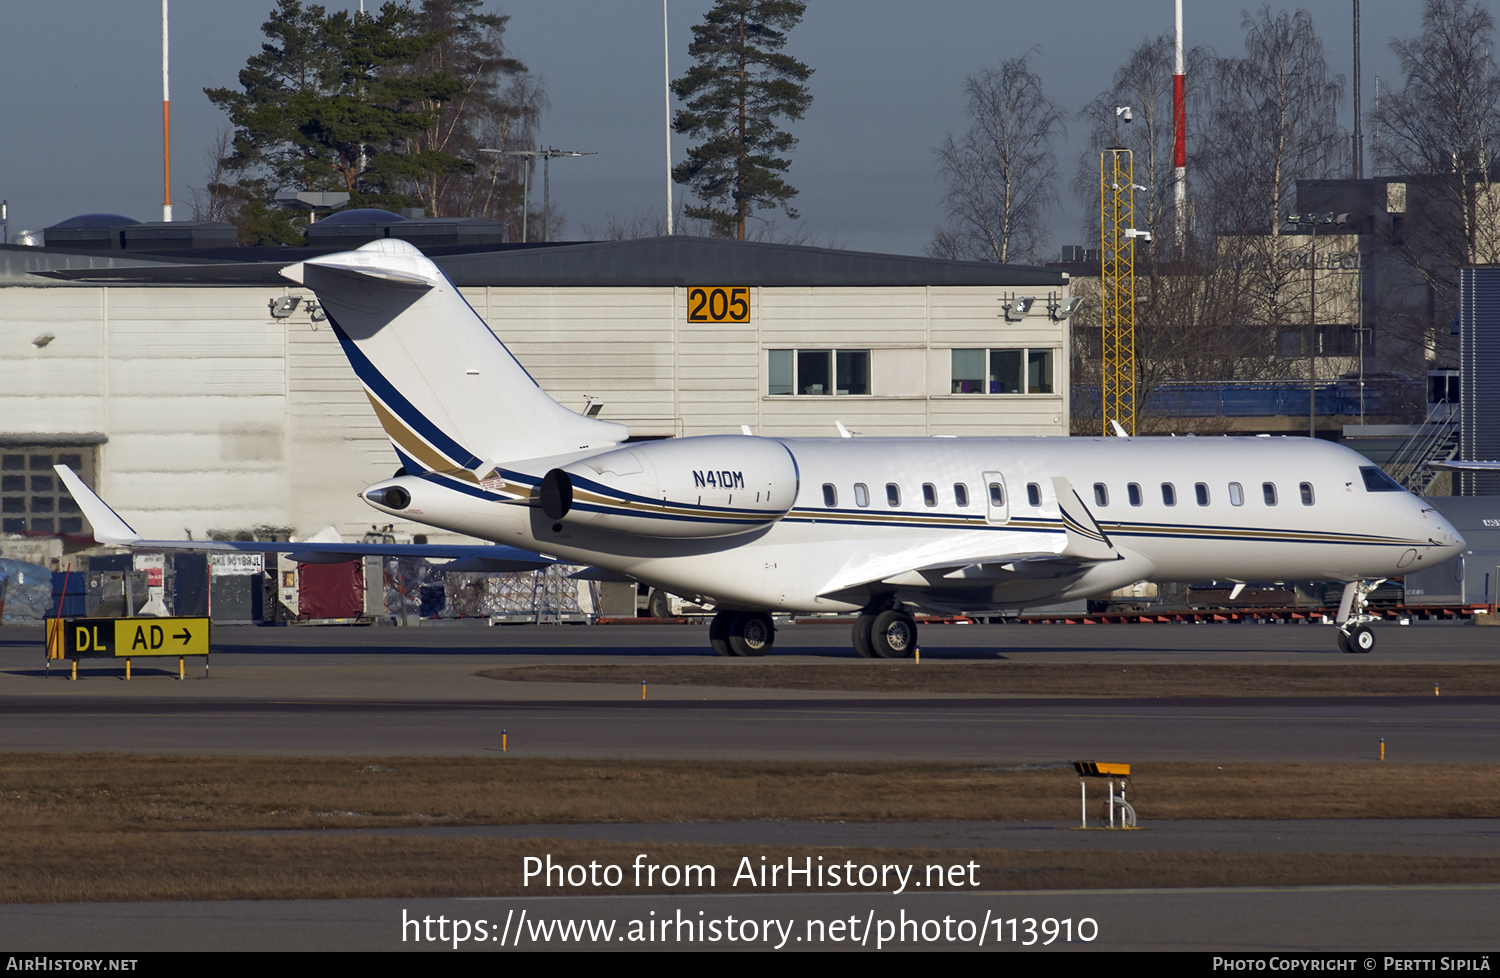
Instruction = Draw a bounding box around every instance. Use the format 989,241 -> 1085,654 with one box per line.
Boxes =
687,287 -> 750,323
48,617 -> 210,658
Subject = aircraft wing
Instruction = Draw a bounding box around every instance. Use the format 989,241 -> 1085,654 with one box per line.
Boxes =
818,477 -> 1119,595
1428,460 -> 1500,472
53,465 -> 551,570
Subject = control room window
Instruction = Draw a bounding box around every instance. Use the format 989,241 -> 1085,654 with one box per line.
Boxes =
886,483 -> 901,507
797,350 -> 831,395
835,350 -> 870,396
1027,483 -> 1041,507
768,349 -> 871,396
1027,349 -> 1055,394
1162,483 -> 1177,506
1093,483 -> 1109,507
768,349 -> 793,396
1300,482 -> 1315,506
853,483 -> 870,507
951,348 -> 1058,395
1228,482 -> 1244,506
1,448 -> 93,535
951,349 -> 985,394
922,483 -> 937,507
1128,483 -> 1142,507
989,349 -> 1023,394
954,483 -> 970,507
1195,482 -> 1210,506
822,483 -> 837,508
1263,482 -> 1278,506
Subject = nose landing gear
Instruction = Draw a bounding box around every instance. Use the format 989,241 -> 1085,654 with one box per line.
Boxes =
1334,580 -> 1384,653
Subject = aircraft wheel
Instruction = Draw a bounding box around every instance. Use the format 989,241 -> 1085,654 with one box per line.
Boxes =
1336,628 -> 1353,654
728,611 -> 775,657
647,588 -> 672,619
709,611 -> 736,657
852,614 -> 878,658
870,610 -> 917,658
1347,623 -> 1375,653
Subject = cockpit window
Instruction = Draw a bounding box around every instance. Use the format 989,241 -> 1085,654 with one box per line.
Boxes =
1360,466 -> 1404,493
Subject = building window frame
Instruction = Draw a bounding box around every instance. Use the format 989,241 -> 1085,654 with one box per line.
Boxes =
768,348 -> 871,396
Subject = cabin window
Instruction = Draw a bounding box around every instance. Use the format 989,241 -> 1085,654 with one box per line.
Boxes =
1360,466 -> 1405,492
1228,482 -> 1244,506
1127,483 -> 1142,507
1093,483 -> 1108,507
954,483 -> 969,507
1027,482 -> 1041,507
989,482 -> 1005,506
886,483 -> 901,507
922,483 -> 937,507
854,483 -> 869,507
1263,482 -> 1278,505
1195,482 -> 1210,506
1300,482 -> 1315,506
822,483 -> 837,507
768,349 -> 870,395
1161,483 -> 1177,506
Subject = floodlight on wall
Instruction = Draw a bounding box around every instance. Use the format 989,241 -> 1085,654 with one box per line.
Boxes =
32,332 -> 55,348
270,296 -> 301,318
306,299 -> 326,323
1002,296 -> 1035,321
1050,297 -> 1083,321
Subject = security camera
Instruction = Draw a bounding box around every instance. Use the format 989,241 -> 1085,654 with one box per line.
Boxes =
1116,106 -> 1133,123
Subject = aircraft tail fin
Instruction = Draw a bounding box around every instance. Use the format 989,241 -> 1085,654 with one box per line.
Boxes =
282,240 -> 627,474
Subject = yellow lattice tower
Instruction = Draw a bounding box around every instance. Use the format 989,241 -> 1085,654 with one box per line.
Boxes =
1100,148 -> 1136,436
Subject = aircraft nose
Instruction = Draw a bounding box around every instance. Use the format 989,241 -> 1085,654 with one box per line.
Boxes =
1425,508 -> 1465,559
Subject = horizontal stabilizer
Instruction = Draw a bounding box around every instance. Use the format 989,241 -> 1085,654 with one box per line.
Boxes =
1429,460 -> 1500,472
54,465 -> 551,567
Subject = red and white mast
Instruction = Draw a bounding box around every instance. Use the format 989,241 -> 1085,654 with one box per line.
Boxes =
1172,0 -> 1185,246
161,0 -> 172,222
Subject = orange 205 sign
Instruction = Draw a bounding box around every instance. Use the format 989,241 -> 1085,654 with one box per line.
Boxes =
687,287 -> 750,323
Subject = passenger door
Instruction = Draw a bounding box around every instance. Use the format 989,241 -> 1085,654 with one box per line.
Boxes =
982,471 -> 1010,524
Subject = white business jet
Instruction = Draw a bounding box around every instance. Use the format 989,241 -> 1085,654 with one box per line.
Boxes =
61,238 -> 1465,657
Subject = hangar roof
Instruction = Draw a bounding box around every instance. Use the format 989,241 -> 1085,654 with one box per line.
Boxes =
3,235 -> 1065,288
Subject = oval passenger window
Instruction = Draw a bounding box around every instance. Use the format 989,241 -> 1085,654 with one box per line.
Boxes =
854,483 -> 869,507
989,483 -> 1004,506
954,483 -> 969,507
822,483 -> 837,508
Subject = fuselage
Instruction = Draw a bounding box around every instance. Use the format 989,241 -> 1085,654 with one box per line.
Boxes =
362,433 -> 1464,615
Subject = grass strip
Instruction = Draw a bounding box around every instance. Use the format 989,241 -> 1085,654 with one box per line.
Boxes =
3,756 -> 1498,830
482,662 -> 1500,697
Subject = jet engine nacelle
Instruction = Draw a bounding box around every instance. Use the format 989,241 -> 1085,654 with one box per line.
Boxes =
539,435 -> 799,539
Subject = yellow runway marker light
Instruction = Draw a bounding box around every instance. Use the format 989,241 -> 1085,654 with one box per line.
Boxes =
502,729 -> 507,752
641,679 -> 647,701
1380,738 -> 1386,761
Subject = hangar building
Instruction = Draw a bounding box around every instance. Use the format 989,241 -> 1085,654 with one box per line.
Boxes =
2,219 -> 1073,545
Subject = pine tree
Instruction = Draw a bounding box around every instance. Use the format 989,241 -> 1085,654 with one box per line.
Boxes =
205,0 -> 469,243
671,0 -> 812,240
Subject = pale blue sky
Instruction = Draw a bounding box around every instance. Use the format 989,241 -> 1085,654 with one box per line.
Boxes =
0,1 -> 1425,255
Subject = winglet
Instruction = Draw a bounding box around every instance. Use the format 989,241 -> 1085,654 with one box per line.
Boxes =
52,466 -> 141,545
1109,420 -> 1131,438
1051,476 -> 1116,561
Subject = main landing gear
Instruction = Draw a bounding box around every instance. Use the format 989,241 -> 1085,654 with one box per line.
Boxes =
852,609 -> 918,659
709,610 -> 776,657
1334,580 -> 1384,654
